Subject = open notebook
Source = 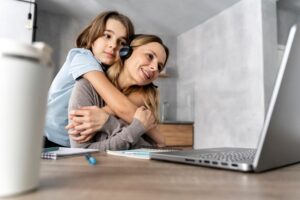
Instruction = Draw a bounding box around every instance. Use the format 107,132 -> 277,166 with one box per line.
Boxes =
106,148 -> 179,159
41,147 -> 99,160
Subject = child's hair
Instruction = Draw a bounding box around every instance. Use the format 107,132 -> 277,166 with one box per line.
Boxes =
76,11 -> 135,49
106,34 -> 169,122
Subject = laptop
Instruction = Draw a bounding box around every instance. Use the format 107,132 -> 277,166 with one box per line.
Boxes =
151,24 -> 300,172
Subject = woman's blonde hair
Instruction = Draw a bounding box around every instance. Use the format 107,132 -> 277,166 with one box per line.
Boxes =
76,11 -> 135,49
106,34 -> 169,122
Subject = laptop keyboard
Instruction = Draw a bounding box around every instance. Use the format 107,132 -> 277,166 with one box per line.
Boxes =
193,149 -> 256,162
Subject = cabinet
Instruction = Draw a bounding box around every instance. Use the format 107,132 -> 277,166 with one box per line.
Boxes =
158,123 -> 193,147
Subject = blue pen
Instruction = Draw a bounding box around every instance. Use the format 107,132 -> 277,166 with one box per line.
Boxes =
85,153 -> 97,165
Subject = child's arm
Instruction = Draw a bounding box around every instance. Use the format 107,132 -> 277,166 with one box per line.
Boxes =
83,71 -> 136,123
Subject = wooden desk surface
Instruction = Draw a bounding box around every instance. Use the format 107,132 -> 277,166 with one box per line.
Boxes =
6,152 -> 300,200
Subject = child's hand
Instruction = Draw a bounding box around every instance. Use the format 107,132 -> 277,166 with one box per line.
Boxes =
67,120 -> 96,143
66,106 -> 109,143
134,106 -> 156,131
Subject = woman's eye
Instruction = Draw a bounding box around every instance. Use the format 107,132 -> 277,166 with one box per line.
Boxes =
158,65 -> 163,72
147,53 -> 154,60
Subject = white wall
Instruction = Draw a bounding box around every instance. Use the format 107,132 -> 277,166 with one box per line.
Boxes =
177,0 -> 277,148
0,0 -> 36,44
277,7 -> 300,45
155,35 -> 178,121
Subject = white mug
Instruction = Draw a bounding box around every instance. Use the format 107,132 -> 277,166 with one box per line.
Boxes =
0,39 -> 53,197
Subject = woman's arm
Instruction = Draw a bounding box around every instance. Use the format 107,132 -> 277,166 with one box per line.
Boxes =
70,114 -> 153,151
68,78 -> 109,143
123,92 -> 165,147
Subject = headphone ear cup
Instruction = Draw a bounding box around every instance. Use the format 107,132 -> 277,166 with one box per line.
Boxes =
119,46 -> 132,60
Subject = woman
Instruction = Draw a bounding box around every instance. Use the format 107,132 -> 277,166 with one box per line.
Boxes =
68,34 -> 169,150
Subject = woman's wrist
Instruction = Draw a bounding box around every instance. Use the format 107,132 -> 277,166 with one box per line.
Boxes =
146,127 -> 165,146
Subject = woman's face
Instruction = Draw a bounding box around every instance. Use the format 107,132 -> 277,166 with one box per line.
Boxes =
92,18 -> 127,66
123,42 -> 167,86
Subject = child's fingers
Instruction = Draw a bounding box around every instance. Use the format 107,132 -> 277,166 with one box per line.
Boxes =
70,134 -> 88,142
74,123 -> 92,132
69,109 -> 88,116
68,129 -> 80,135
71,116 -> 88,123
65,123 -> 74,130
79,106 -> 99,110
78,135 -> 93,143
79,128 -> 95,136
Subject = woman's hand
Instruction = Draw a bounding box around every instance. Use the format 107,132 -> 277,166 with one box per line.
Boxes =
66,106 -> 109,143
146,126 -> 166,147
134,106 -> 156,131
133,106 -> 165,146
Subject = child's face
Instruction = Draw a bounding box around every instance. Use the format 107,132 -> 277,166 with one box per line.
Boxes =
92,19 -> 127,66
123,42 -> 167,86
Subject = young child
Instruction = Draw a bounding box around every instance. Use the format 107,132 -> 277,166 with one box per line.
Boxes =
44,11 -> 162,147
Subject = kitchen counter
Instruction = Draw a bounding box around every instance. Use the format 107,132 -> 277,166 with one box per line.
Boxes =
160,120 -> 194,125
158,122 -> 194,146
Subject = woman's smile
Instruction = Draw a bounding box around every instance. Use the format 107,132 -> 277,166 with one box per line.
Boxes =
141,68 -> 153,80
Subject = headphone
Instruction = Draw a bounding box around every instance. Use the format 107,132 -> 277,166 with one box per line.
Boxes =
119,34 -> 143,61
119,45 -> 133,61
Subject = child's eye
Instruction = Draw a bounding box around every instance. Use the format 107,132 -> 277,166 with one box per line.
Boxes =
103,33 -> 111,39
119,40 -> 127,47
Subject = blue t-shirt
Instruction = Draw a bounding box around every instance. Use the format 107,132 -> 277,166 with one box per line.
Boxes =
44,48 -> 104,146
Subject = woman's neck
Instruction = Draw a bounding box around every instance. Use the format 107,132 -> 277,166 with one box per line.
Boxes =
117,70 -> 134,90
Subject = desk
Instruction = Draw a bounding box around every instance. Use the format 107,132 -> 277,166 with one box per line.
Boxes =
6,152 -> 300,200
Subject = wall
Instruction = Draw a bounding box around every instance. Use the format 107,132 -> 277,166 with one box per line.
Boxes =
0,0 -> 36,44
36,10 -> 82,77
262,0 -> 278,114
277,7 -> 300,45
177,0 -> 278,148
155,35 -> 178,121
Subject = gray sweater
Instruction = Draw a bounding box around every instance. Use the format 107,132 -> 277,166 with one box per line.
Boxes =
68,78 -> 154,151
